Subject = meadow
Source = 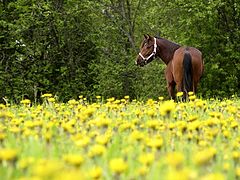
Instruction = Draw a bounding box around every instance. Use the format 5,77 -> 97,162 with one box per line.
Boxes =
0,94 -> 239,180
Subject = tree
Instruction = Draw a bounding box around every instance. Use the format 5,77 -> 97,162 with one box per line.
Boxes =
1,0 -> 98,102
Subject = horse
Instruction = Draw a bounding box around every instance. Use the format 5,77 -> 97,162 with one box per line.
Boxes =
136,34 -> 204,100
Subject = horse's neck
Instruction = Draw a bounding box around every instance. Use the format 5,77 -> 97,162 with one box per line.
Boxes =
156,38 -> 180,64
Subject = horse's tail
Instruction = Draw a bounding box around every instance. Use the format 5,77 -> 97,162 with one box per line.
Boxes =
183,51 -> 193,93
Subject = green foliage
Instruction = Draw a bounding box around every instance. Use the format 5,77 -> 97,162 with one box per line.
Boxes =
0,0 -> 239,102
1,0 -> 98,102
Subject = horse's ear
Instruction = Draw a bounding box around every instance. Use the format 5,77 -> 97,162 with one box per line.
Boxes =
144,34 -> 150,40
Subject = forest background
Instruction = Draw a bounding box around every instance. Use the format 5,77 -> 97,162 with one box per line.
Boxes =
1,0 -> 240,102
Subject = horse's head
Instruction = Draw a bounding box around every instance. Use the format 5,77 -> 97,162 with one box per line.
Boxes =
136,34 -> 157,67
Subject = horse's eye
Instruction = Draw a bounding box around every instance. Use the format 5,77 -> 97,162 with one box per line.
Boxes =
144,42 -> 148,47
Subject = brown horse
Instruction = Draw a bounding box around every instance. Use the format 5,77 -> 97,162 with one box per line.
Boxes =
136,34 -> 204,100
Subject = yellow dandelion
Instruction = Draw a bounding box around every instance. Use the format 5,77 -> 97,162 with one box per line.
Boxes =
146,98 -> 155,106
18,157 -> 35,169
146,120 -> 160,130
176,92 -> 184,97
107,97 -> 115,102
195,99 -> 206,108
137,165 -> 149,176
167,168 -> 197,180
33,160 -> 63,178
130,130 -> 144,141
44,131 -> 52,142
236,167 -> 240,177
232,151 -> 240,161
109,158 -> 128,174
56,169 -> 84,180
41,93 -> 52,98
47,97 -> 55,102
227,106 -> 237,114
0,132 -> 6,141
124,96 -> 130,99
95,118 -> 112,128
193,147 -> 216,166
88,166 -> 102,179
188,92 -> 194,96
63,154 -> 84,167
198,140 -> 208,147
146,109 -> 157,118
138,153 -> 155,166
0,148 -> 18,162
20,99 -> 31,105
166,152 -> 184,168
160,100 -> 176,116
201,173 -> 225,180
145,137 -> 163,149
158,96 -> 164,101
231,121 -> 238,129
189,95 -> 196,101
223,130 -> 231,138
96,95 -> 101,99
0,104 -> 6,109
74,137 -> 90,148
88,144 -> 106,158
223,162 -> 230,171
68,99 -> 78,105
95,135 -> 110,145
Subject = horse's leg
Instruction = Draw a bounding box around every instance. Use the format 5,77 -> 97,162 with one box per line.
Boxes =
176,82 -> 187,100
193,81 -> 198,94
176,82 -> 183,92
167,81 -> 176,100
165,63 -> 176,100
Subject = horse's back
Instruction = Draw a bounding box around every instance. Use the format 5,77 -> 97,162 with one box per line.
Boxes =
172,46 -> 204,89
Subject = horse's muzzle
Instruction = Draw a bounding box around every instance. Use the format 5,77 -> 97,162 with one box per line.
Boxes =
136,56 -> 145,67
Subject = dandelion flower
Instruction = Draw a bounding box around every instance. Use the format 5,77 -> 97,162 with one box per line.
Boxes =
124,96 -> 130,99
176,92 -> 184,97
188,92 -> 194,96
158,96 -> 164,101
20,99 -> 31,105
137,166 -> 149,176
88,144 -> 106,158
63,154 -> 84,167
166,152 -> 184,168
145,137 -> 163,149
0,148 -> 18,162
41,93 -> 53,98
201,173 -> 225,180
193,147 -> 216,166
88,166 -> 102,179
109,158 -> 128,174
47,98 -> 55,103
236,167 -> 240,177
189,95 -> 196,101
33,160 -> 63,178
160,100 -> 176,117
138,153 -> 155,166
96,95 -> 101,99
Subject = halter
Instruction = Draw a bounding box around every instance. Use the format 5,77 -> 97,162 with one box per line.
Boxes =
139,37 -> 157,64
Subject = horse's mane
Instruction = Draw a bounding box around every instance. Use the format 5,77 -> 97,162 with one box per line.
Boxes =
155,36 -> 181,51
154,36 -> 181,63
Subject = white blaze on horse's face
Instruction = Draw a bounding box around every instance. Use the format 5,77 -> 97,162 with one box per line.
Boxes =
136,35 -> 157,66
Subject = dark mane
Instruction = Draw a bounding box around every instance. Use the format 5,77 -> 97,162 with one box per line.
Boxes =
155,36 -> 180,50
